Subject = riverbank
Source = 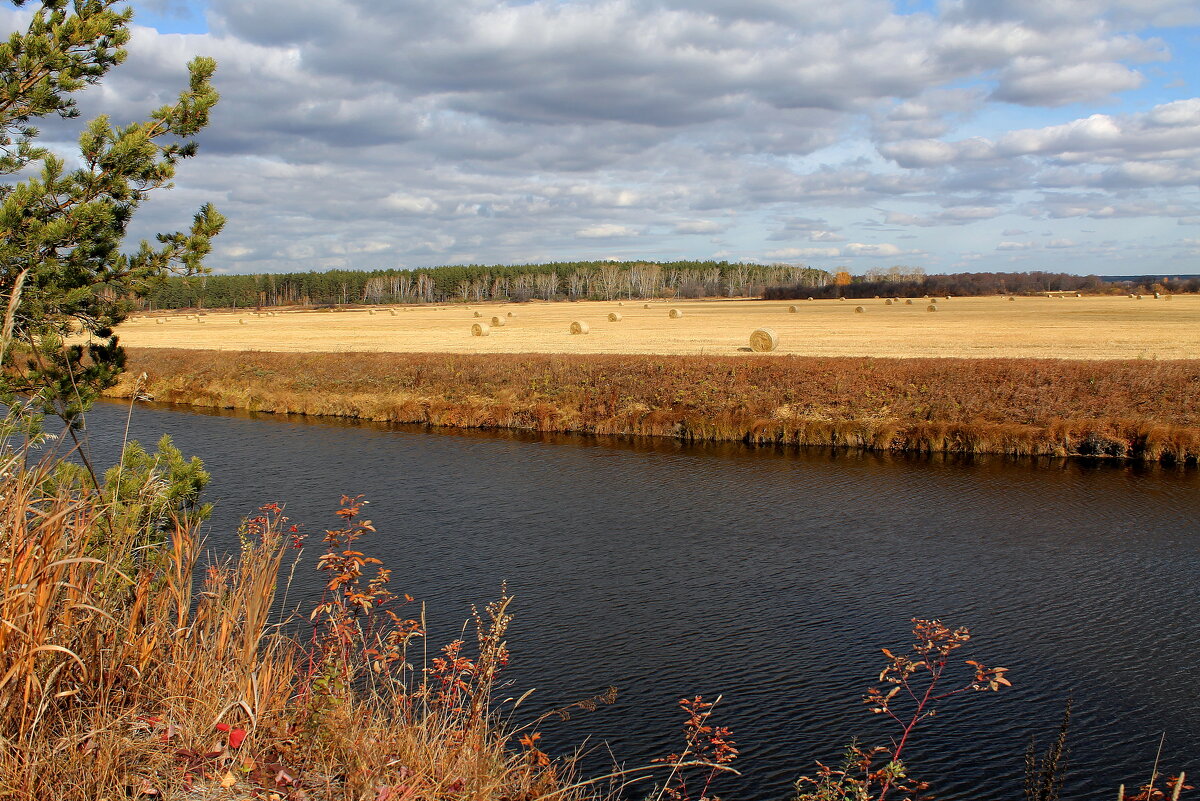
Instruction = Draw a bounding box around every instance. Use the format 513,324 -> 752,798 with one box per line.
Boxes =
111,349 -> 1200,462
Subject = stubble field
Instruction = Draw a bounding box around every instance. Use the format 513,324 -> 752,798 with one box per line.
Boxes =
120,295 -> 1200,360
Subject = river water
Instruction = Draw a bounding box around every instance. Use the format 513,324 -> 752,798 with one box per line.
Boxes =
68,400 -> 1198,800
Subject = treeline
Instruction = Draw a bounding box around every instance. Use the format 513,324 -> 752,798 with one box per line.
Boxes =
764,271 -> 1111,300
138,261 -> 831,309
1124,275 -> 1200,294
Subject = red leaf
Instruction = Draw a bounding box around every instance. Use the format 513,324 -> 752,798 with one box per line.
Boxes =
215,722 -> 231,732
228,728 -> 247,749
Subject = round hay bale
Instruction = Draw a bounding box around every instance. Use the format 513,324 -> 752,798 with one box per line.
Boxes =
471,322 -> 489,337
369,309 -> 376,315
239,319 -> 247,325
807,296 -> 814,301
389,309 -> 397,315
1075,293 -> 1081,298
473,311 -> 483,318
155,318 -> 163,325
905,299 -> 914,305
618,301 -> 624,306
570,320 -> 589,335
749,327 -> 778,352
885,298 -> 893,305
1154,292 -> 1161,299
669,308 -> 683,318
506,311 -> 515,317
644,303 -> 651,309
926,304 -> 938,312
788,305 -> 798,313
490,315 -> 506,327
1129,293 -> 1136,298
1008,296 -> 1015,302
839,297 -> 846,302
930,297 -> 938,304
1136,294 -> 1143,300
608,312 -> 622,322
854,305 -> 865,313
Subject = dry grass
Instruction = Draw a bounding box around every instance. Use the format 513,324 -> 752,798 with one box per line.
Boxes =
112,296 -> 1200,360
0,452 -> 589,801
110,349 -> 1200,462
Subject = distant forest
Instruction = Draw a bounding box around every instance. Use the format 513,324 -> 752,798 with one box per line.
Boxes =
764,270 -> 1198,300
134,262 -> 1199,310
137,261 -> 830,309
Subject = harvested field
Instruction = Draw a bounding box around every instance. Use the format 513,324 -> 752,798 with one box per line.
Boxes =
115,295 -> 1200,360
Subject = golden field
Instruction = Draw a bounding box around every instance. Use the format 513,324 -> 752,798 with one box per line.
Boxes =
120,295 -> 1200,360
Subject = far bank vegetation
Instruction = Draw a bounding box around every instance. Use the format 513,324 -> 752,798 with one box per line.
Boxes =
114,350 -> 1200,463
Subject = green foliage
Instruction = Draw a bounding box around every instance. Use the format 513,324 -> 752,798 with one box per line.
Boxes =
52,432 -> 211,549
0,0 -> 223,422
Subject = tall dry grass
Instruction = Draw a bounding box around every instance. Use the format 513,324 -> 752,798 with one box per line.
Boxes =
112,349 -> 1200,463
0,447 -> 587,800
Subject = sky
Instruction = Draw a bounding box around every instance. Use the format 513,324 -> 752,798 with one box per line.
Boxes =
7,0 -> 1200,275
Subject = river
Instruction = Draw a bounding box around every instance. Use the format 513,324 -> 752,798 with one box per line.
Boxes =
66,399 -> 1199,800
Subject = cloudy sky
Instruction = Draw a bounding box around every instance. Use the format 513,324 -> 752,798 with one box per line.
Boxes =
9,0 -> 1200,274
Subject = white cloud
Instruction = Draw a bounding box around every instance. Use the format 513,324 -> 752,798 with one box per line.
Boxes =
764,246 -> 841,259
576,224 -> 638,238
10,0 -> 1193,273
384,193 -> 439,214
843,242 -> 906,256
673,219 -> 725,234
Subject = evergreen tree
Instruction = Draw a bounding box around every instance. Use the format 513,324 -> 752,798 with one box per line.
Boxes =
0,0 -> 223,421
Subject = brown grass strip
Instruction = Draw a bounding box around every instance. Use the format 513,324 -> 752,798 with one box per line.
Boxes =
112,349 -> 1200,462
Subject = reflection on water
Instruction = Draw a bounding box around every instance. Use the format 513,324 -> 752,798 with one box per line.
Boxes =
60,400 -> 1200,801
